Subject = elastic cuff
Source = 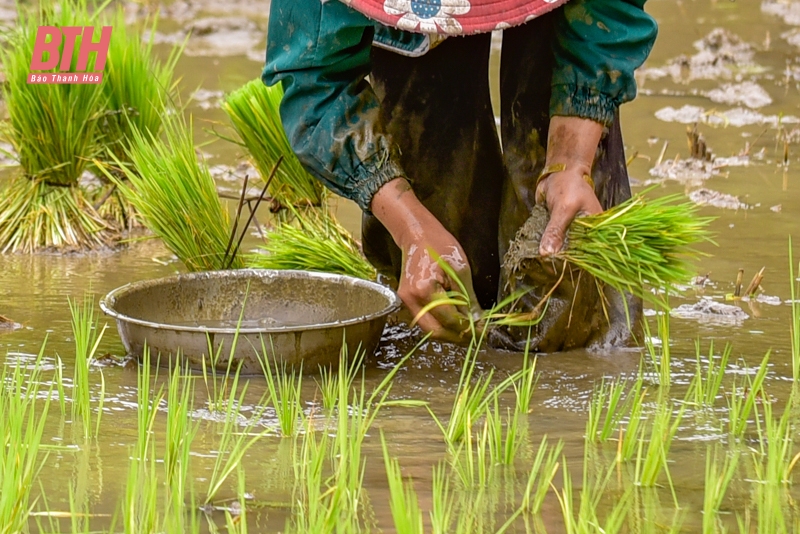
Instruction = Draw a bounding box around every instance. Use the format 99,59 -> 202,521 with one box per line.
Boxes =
350,155 -> 407,212
549,84 -> 618,128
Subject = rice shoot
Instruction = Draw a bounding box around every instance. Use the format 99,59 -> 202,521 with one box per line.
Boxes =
222,80 -> 326,210
99,114 -> 243,271
247,208 -> 376,280
560,192 -> 714,309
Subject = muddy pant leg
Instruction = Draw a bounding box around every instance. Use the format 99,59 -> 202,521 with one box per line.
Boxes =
493,13 -> 642,351
363,34 -> 506,310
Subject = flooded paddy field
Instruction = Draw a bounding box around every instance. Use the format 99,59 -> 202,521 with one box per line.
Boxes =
4,0 -> 800,532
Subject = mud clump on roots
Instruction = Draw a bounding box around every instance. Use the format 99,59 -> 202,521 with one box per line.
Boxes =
493,205 -> 639,353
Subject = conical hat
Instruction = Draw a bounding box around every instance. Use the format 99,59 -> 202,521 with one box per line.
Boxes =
341,0 -> 569,35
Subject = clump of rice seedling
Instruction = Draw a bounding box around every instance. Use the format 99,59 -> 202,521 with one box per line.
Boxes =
703,445 -> 740,534
506,192 -> 714,311
101,113 -> 244,271
727,352 -> 770,438
165,361 -> 198,519
513,349 -> 538,415
687,340 -> 731,408
430,462 -> 456,534
69,293 -> 108,438
0,0 -> 115,252
0,342 -> 53,532
222,80 -> 326,210
485,397 -> 524,466
204,376 -> 268,505
123,347 -> 162,534
521,436 -> 563,515
315,344 -> 363,412
586,378 -> 628,443
247,207 -> 376,280
561,193 -> 714,309
92,8 -> 183,228
258,341 -> 304,438
635,399 -> 684,494
617,375 -> 648,464
644,310 -> 672,387
381,433 -> 424,534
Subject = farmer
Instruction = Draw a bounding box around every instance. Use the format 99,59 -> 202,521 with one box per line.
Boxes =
263,0 -> 657,350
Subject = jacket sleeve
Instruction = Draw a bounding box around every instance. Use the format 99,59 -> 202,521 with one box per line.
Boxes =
549,0 -> 658,127
262,0 -> 406,212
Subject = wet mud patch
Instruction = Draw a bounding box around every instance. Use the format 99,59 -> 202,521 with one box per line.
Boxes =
655,104 -> 800,127
146,17 -> 265,60
671,297 -> 749,325
688,188 -> 751,210
638,28 -> 762,83
706,81 -> 772,109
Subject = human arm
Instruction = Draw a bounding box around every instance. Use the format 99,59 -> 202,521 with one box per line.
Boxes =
537,0 -> 658,256
263,0 -> 480,339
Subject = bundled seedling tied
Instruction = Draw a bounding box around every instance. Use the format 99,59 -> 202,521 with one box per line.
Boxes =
222,80 -> 326,212
558,192 -> 714,308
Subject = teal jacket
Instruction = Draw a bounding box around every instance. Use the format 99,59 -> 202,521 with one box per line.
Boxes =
263,0 -> 657,212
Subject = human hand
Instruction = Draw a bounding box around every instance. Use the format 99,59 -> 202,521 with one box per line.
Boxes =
536,116 -> 605,257
535,167 -> 602,257
371,178 -> 482,341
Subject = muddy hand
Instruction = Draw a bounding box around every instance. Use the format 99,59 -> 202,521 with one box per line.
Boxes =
371,178 -> 482,342
536,116 -> 605,257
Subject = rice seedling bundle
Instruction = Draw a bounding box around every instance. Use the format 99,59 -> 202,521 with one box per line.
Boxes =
92,8 -> 183,228
102,114 -> 244,271
222,80 -> 326,210
248,208 -> 376,280
0,0 -> 113,251
559,193 -> 714,308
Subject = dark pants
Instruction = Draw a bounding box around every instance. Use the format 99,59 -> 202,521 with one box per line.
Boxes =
363,13 -> 641,351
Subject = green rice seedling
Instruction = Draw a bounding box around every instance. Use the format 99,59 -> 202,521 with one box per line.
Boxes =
289,419 -> 334,533
0,343 -> 53,533
259,338 -> 304,437
727,352 -> 770,438
204,373 -> 269,505
634,400 -> 685,495
428,327 -> 522,451
485,396 -> 523,465
450,416 -> 493,488
381,433 -> 424,534
643,310 -> 671,388
93,8 -> 183,228
586,378 -> 628,443
513,349 -> 538,415
790,238 -> 800,381
558,192 -> 714,309
123,347 -> 163,534
248,206 -> 376,280
521,435 -> 563,515
222,80 -> 326,210
100,113 -> 244,271
101,9 -> 182,163
0,0 -> 113,252
54,346 -> 66,416
703,445 -> 740,534
618,374 -> 648,463
68,293 -> 108,438
555,455 -> 630,534
430,462 -> 456,534
165,361 -> 199,522
688,340 -> 732,408
315,343 -> 363,412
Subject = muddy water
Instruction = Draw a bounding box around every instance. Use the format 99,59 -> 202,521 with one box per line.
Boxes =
3,0 -> 800,531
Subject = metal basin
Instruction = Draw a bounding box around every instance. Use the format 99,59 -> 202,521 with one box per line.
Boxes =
100,269 -> 401,374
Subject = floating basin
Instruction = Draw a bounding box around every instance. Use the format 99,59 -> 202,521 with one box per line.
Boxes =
100,269 -> 401,374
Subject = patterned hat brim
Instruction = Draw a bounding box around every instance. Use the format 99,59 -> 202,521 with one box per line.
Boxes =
341,0 -> 570,35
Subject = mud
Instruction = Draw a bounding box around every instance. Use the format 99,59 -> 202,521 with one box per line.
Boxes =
671,298 -> 750,324
638,28 -> 760,83
688,188 -> 751,210
654,104 -> 799,127
146,17 -> 265,60
706,81 -> 773,109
